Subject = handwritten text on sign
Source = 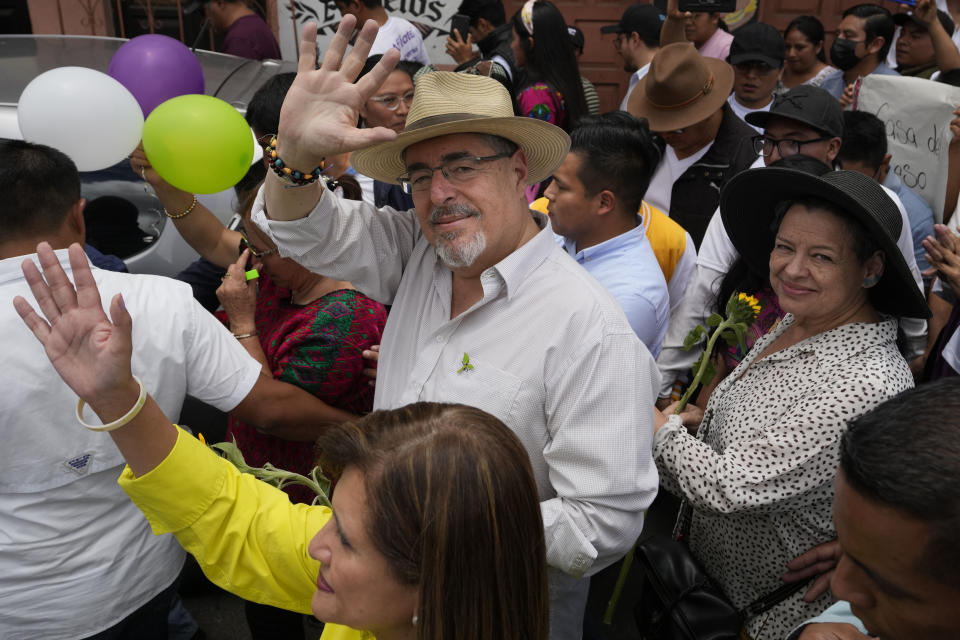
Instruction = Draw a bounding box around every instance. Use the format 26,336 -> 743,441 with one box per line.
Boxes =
278,0 -> 458,65
856,75 -> 960,222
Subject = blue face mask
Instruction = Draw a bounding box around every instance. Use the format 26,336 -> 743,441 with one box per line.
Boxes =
830,37 -> 863,71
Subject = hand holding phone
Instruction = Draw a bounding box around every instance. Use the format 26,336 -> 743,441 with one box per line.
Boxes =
446,14 -> 476,64
450,14 -> 470,43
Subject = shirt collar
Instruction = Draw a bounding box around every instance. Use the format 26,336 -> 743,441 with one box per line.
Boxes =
761,313 -> 899,368
896,61 -> 938,76
700,27 -> 729,52
0,248 -> 88,286
561,215 -> 646,261
882,170 -> 901,190
483,210 -> 553,300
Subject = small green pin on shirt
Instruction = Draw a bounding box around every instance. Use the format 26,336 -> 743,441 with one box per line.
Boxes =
457,352 -> 474,373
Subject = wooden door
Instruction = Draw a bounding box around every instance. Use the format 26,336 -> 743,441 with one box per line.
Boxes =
505,0 -> 648,114
759,0 -> 912,34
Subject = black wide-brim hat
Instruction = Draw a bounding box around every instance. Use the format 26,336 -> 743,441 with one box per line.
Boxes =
720,168 -> 930,319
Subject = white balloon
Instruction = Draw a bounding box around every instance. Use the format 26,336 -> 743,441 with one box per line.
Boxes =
17,67 -> 144,172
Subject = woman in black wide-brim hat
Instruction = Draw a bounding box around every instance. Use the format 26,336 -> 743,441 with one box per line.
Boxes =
651,167 -> 930,638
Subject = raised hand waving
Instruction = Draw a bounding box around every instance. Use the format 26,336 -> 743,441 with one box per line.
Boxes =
13,242 -> 138,413
275,16 -> 403,172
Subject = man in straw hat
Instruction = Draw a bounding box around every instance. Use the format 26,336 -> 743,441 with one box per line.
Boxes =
250,16 -> 660,637
627,41 -> 760,248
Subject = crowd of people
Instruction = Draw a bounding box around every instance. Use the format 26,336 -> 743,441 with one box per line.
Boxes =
5,0 -> 960,639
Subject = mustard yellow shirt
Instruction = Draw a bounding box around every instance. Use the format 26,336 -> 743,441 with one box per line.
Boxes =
118,428 -> 372,640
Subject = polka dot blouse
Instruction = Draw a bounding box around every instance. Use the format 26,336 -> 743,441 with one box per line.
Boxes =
653,315 -> 913,639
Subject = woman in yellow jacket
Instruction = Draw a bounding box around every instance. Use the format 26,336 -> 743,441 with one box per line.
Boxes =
14,242 -> 549,640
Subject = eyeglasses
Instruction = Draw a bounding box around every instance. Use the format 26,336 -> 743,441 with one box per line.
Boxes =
369,90 -> 416,111
613,33 -> 627,49
239,230 -> 278,258
752,134 -> 832,158
397,152 -> 513,194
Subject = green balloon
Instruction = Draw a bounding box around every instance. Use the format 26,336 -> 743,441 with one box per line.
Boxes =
143,94 -> 254,194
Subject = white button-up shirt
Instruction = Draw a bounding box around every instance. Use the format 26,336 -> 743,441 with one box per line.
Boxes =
0,250 -> 261,639
619,62 -> 650,111
252,188 -> 660,579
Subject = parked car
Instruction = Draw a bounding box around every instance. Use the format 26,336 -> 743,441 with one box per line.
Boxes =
0,34 -> 296,276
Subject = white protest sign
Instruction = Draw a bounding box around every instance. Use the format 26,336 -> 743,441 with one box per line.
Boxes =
277,1 -> 461,66
855,74 -> 960,222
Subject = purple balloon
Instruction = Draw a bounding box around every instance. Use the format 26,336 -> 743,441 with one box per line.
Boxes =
108,34 -> 205,117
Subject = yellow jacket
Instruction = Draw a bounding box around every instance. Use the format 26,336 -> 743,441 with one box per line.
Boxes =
638,201 -> 688,285
119,428 -> 371,640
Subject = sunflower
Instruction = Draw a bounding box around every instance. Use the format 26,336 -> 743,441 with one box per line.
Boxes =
727,291 -> 763,324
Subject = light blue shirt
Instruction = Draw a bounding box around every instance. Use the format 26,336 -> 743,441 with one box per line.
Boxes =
787,601 -> 869,639
820,62 -> 899,98
885,171 -> 935,276
558,221 -> 670,357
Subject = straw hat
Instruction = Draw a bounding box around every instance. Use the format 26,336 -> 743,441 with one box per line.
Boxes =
627,42 -> 733,132
720,168 -> 930,319
351,71 -> 570,185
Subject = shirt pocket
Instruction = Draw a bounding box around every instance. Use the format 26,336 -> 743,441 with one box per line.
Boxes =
432,356 -> 523,426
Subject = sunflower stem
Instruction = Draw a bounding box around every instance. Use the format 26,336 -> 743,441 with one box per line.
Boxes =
674,316 -> 734,414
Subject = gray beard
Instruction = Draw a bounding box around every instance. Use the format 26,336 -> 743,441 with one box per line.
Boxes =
435,230 -> 487,269
429,204 -> 486,269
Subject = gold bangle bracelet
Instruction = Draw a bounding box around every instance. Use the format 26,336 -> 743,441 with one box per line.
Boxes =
164,195 -> 198,219
233,332 -> 258,340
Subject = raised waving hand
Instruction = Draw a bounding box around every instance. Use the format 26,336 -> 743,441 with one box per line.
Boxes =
13,242 -> 177,475
13,242 -> 136,409
276,16 -> 402,172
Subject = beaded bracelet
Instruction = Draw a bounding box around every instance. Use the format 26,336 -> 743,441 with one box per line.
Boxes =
165,195 -> 198,219
75,375 -> 147,432
264,136 -> 325,187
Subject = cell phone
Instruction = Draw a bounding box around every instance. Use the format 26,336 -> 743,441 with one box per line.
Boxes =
450,13 -> 471,42
677,0 -> 737,12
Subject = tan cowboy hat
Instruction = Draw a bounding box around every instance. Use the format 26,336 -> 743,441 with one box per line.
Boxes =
351,71 -> 570,185
627,42 -> 734,132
